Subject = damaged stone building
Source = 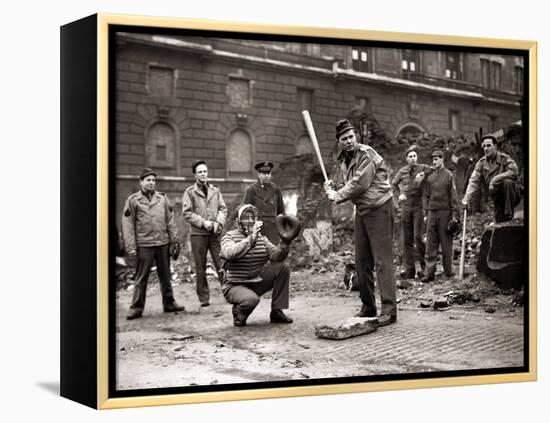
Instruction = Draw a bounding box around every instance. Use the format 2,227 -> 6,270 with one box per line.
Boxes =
114,32 -> 524,229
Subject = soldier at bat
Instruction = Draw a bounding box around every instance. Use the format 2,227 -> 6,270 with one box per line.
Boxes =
302,113 -> 397,327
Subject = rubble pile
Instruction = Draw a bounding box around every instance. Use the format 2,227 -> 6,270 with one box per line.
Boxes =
273,154 -> 339,268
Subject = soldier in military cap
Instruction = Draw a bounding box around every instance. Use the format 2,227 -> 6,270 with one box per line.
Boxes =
182,160 -> 228,307
122,168 -> 185,320
324,119 -> 397,327
462,135 -> 520,223
243,161 -> 285,244
391,144 -> 429,279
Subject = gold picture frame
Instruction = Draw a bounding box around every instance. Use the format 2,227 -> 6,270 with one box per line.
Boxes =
60,13 -> 537,409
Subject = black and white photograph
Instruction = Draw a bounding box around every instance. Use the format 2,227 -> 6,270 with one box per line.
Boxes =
111,25 -> 530,394
7,0 -> 550,420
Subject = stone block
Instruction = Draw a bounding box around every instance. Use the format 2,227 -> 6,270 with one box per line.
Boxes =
315,317 -> 378,340
476,222 -> 524,290
302,221 -> 333,257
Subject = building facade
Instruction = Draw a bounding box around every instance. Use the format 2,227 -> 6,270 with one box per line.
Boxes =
115,32 -> 523,217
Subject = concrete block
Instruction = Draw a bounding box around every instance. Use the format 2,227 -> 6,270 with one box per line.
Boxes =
315,317 -> 378,340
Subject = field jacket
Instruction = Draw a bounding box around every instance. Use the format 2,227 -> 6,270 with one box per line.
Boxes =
391,163 -> 430,209
182,182 -> 227,235
463,152 -> 519,204
121,190 -> 177,253
334,143 -> 393,215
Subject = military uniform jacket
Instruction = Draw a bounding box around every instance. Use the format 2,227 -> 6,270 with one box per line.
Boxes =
391,163 -> 430,208
182,182 -> 227,235
463,152 -> 519,204
243,182 -> 284,219
335,143 -> 393,215
122,190 -> 177,253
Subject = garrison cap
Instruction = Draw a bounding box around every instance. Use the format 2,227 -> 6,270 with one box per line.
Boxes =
431,149 -> 444,158
191,160 -> 207,173
405,144 -> 418,157
139,168 -> 157,179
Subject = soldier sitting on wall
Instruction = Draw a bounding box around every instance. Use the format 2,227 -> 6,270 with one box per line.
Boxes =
462,135 -> 521,223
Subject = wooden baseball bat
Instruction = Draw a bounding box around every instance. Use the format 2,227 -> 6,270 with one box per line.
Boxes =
459,208 -> 468,280
302,110 -> 329,183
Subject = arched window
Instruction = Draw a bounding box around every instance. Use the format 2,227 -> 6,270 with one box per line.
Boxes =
396,123 -> 425,139
146,122 -> 177,169
227,129 -> 253,177
295,134 -> 313,156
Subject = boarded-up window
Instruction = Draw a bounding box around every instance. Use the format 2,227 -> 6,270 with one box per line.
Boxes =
146,122 -> 176,168
296,134 -> 313,156
227,129 -> 253,176
228,78 -> 251,108
148,66 -> 174,97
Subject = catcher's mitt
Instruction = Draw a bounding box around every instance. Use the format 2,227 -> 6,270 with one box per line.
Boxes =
275,214 -> 301,243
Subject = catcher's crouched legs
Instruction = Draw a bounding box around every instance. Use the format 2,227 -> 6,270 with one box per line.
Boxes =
258,262 -> 293,324
223,284 -> 260,326
260,262 -> 290,310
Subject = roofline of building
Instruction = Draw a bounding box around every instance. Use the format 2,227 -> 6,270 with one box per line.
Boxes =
117,33 -> 520,107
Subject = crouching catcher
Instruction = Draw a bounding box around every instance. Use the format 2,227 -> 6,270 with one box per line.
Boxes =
220,205 -> 301,327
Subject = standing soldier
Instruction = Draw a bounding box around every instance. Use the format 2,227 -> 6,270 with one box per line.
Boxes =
419,150 -> 459,283
243,161 -> 285,244
391,145 -> 429,279
182,160 -> 227,307
324,119 -> 397,327
122,168 -> 185,320
462,135 -> 520,223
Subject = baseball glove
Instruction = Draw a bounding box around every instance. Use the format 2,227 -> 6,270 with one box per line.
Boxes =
275,214 -> 301,243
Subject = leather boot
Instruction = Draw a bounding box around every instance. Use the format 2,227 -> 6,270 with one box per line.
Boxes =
232,305 -> 248,327
355,304 -> 377,318
270,309 -> 293,324
163,301 -> 185,313
126,308 -> 143,320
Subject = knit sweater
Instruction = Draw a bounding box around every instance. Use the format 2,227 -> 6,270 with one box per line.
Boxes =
422,166 -> 459,216
220,229 -> 289,283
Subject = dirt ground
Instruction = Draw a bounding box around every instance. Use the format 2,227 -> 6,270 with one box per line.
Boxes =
115,264 -> 525,390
